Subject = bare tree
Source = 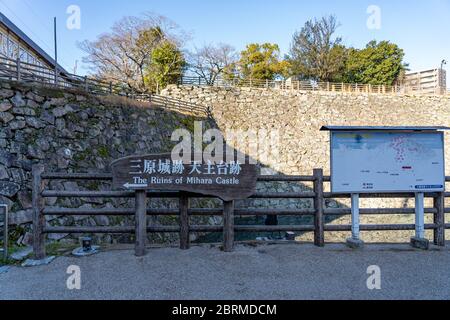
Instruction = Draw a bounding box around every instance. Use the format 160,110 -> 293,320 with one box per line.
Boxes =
188,43 -> 238,85
79,12 -> 187,93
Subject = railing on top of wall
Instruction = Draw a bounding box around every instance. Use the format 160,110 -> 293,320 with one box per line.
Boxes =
0,56 -> 209,117
2,54 -> 444,101
31,165 -> 449,259
179,76 -> 449,96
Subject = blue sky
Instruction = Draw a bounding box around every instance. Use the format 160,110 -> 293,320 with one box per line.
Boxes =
0,0 -> 449,76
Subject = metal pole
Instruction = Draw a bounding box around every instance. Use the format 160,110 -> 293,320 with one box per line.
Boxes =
351,194 -> 360,240
411,192 -> 429,250
346,193 -> 364,248
415,193 -> 425,239
53,17 -> 58,85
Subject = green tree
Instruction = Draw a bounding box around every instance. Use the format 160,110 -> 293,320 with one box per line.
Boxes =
145,41 -> 186,92
287,15 -> 347,82
343,40 -> 407,85
235,43 -> 290,81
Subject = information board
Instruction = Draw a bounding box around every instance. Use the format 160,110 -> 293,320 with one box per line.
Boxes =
111,154 -> 258,201
331,131 -> 445,193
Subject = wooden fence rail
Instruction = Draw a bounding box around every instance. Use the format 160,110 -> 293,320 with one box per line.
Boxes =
179,76 -> 449,96
32,165 -> 449,259
0,57 -> 210,117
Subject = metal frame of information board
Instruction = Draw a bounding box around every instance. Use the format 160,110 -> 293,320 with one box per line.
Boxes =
321,126 -> 449,248
328,130 -> 446,194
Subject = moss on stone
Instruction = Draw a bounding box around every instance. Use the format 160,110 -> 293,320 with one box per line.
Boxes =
65,112 -> 80,123
34,87 -> 65,98
97,145 -> 110,158
177,115 -> 197,132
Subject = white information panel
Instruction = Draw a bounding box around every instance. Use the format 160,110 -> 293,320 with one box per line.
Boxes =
331,131 -> 445,193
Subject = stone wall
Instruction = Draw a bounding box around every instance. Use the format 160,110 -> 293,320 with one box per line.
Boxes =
161,85 -> 450,242
2,80 -> 450,246
0,81 -> 211,245
162,85 -> 450,176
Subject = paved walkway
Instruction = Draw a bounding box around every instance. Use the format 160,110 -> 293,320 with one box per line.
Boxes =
1,243 -> 449,300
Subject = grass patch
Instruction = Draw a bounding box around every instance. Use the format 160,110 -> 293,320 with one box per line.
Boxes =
46,242 -> 78,257
97,145 -> 110,158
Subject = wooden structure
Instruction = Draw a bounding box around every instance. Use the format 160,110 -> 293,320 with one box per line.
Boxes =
32,165 -> 449,259
403,69 -> 447,95
0,57 -> 209,117
179,75 -> 450,96
180,76 -> 403,95
0,12 -> 68,76
111,154 -> 258,201
0,204 -> 8,260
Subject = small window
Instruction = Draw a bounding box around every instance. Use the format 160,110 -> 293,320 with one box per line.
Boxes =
19,47 -> 27,62
8,39 -> 18,59
0,34 -> 7,57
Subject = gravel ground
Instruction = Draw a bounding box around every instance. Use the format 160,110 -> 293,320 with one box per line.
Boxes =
1,243 -> 450,300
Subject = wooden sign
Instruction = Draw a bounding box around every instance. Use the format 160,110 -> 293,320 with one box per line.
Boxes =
111,154 -> 258,201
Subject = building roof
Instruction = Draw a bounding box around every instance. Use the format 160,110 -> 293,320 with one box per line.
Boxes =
320,126 -> 450,132
0,12 -> 68,74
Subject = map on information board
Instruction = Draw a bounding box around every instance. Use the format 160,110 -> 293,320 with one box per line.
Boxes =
331,132 -> 445,193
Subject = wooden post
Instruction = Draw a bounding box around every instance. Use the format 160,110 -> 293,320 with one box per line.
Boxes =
54,67 -> 59,87
313,169 -> 325,247
109,82 -> 113,94
433,192 -> 445,246
179,193 -> 190,250
16,57 -> 21,81
1,205 -> 8,260
223,200 -> 235,252
134,190 -> 147,257
32,164 -> 46,260
84,76 -> 88,91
